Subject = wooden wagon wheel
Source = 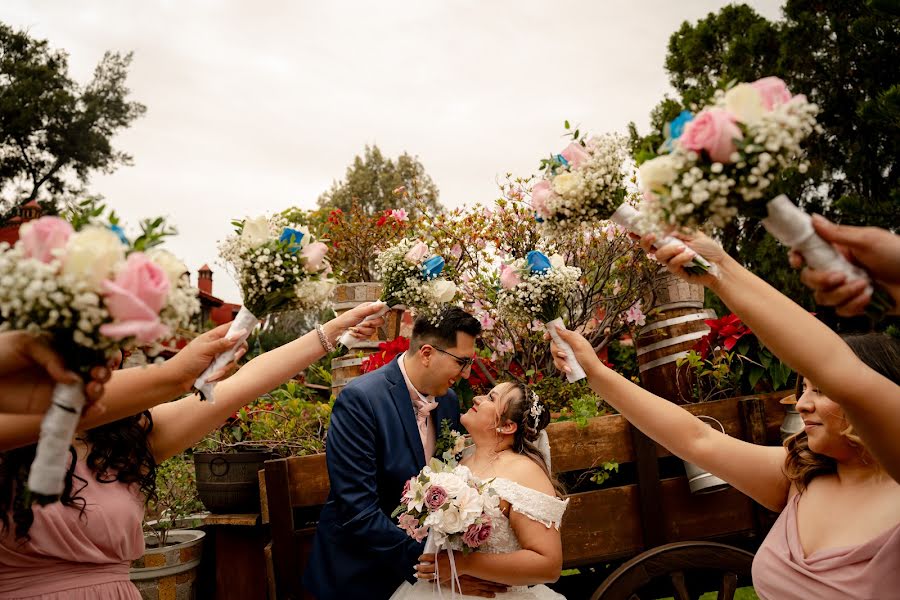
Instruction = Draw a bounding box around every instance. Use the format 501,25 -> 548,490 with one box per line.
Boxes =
590,541 -> 755,600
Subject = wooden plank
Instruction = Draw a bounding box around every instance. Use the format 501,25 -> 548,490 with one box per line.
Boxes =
264,458 -> 303,600
286,453 -> 330,507
201,513 -> 260,526
560,477 -> 755,567
631,426 -> 665,548
546,414 -> 634,471
258,469 -> 269,525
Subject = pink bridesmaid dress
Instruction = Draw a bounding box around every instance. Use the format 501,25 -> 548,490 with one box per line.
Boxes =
752,492 -> 900,599
0,458 -> 145,599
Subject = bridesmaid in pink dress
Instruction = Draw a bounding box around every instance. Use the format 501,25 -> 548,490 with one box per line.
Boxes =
0,304 -> 384,599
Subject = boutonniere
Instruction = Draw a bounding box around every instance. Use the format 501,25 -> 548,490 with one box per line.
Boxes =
435,419 -> 469,463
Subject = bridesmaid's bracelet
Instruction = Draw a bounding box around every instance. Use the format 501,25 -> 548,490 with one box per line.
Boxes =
316,325 -> 336,353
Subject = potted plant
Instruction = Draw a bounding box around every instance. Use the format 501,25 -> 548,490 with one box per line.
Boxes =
130,453 -> 206,600
193,382 -> 332,513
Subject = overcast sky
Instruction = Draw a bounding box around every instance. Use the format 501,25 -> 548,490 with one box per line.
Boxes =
3,1 -> 782,303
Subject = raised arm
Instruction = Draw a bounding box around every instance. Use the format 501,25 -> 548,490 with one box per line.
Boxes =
645,232 -> 900,483
552,328 -> 790,511
146,303 -> 384,462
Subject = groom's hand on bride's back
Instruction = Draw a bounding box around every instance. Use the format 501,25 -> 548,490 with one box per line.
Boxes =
454,575 -> 509,598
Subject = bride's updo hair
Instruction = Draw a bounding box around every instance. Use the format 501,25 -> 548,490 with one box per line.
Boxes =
499,383 -> 564,496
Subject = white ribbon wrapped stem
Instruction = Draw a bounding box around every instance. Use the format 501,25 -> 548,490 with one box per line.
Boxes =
337,301 -> 390,349
193,305 -> 259,403
27,382 -> 85,497
762,194 -> 872,292
545,318 -> 587,383
610,204 -> 717,276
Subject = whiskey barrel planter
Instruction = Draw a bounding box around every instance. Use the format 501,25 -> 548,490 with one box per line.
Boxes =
194,451 -> 273,513
131,529 -> 205,600
331,282 -> 405,398
636,269 -> 716,402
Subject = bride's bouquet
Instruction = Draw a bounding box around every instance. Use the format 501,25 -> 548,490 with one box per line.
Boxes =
393,457 -> 500,582
0,215 -> 198,501
339,239 -> 458,349
638,76 -> 892,315
533,127 -> 713,275
496,251 -> 585,382
195,214 -> 335,400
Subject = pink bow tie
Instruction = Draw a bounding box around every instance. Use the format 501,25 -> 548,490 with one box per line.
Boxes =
414,396 -> 439,421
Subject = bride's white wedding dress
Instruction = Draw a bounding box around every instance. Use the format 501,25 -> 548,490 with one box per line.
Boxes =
390,477 -> 569,600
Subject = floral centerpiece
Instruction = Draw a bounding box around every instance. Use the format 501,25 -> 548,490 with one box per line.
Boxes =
496,250 -> 584,382
393,457 -> 500,592
0,213 -> 198,502
194,214 -> 335,401
638,76 -> 893,316
339,238 -> 458,348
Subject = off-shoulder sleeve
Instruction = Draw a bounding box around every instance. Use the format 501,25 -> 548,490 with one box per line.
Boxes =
490,478 -> 569,530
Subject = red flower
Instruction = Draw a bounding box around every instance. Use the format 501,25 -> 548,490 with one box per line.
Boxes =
376,215 -> 388,227
361,336 -> 411,373
694,313 -> 751,358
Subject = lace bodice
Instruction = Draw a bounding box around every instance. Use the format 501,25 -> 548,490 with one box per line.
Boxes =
480,478 -> 569,555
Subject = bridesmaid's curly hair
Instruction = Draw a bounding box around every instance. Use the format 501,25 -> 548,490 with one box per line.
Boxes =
783,333 -> 900,492
0,411 -> 158,540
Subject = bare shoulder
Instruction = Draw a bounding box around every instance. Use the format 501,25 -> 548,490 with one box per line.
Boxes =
496,452 -> 556,497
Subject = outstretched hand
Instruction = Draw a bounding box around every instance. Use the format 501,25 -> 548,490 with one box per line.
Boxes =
637,231 -> 725,289
789,214 -> 900,316
332,301 -> 388,341
0,331 -> 113,415
167,322 -> 249,389
545,327 -> 603,377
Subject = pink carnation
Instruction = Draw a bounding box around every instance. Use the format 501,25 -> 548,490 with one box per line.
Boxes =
425,485 -> 448,511
679,108 -> 743,163
398,513 -> 418,534
751,76 -> 792,110
19,216 -> 73,263
560,142 -> 590,168
411,526 -> 429,542
99,252 -> 171,344
462,517 -> 493,548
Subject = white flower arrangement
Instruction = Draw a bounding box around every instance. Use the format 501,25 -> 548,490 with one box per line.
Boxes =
376,238 -> 459,316
532,132 -> 636,234
638,76 -> 821,230
0,215 -> 198,501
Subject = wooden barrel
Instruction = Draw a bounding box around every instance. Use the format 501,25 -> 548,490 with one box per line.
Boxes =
330,282 -> 405,398
194,451 -> 273,513
635,269 -> 716,403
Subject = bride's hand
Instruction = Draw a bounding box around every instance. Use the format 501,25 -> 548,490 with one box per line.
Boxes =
329,302 -> 387,341
416,552 -> 508,597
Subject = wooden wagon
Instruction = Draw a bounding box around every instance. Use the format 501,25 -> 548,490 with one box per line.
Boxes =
260,391 -> 788,600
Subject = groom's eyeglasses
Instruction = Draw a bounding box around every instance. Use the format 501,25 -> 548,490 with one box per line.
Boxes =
431,346 -> 475,371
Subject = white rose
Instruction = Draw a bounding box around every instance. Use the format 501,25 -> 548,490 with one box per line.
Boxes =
724,83 -> 764,125
146,249 -> 188,285
439,505 -> 464,534
427,279 -> 457,303
551,172 -> 579,196
549,254 -> 566,269
427,472 -> 468,499
240,216 -> 269,246
62,226 -> 126,286
638,156 -> 677,194
455,486 -> 484,524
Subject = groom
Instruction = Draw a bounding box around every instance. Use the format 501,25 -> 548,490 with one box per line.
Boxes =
304,307 -> 505,599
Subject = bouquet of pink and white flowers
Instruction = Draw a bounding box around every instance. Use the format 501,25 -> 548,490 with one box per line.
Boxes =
639,76 -> 892,316
339,238 -> 458,348
0,215 -> 198,501
195,214 -> 335,400
496,251 -> 585,382
393,458 -> 500,564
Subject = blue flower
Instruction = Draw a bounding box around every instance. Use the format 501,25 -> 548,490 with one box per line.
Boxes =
661,110 -> 694,152
534,213 -> 544,223
279,228 -> 304,253
526,250 -> 552,273
422,255 -> 445,279
555,154 -> 569,167
109,224 -> 129,245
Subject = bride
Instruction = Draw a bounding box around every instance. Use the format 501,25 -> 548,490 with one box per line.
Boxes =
392,381 -> 569,600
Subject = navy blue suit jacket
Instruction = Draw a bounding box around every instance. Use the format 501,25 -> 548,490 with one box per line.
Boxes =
303,357 -> 461,600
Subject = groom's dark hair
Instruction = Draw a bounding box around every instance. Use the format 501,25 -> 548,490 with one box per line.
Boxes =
409,307 -> 481,352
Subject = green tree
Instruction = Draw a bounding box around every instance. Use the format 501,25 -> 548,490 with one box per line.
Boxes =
0,22 -> 145,220
316,144 -> 442,216
631,1 -> 900,321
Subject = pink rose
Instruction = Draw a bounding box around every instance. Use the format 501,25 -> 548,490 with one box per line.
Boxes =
301,241 -> 329,272
404,241 -> 429,264
679,108 -> 743,163
561,142 -> 590,168
19,216 -> 73,263
462,517 -> 493,548
531,180 -> 553,219
499,264 -> 521,290
751,76 -> 792,110
99,252 -> 171,344
425,485 -> 448,511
